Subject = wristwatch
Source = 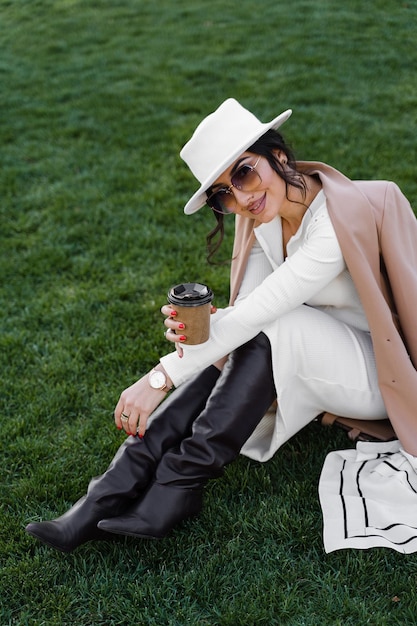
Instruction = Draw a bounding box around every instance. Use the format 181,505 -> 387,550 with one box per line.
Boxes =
148,368 -> 172,392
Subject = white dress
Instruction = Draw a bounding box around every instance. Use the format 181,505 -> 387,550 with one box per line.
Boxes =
161,191 -> 387,461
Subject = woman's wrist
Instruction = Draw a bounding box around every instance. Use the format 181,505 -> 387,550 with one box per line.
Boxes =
148,364 -> 174,392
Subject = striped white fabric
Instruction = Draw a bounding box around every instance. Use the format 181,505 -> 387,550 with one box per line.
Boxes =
319,440 -> 417,553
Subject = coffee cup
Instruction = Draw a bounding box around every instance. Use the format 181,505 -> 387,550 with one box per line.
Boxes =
167,282 -> 214,345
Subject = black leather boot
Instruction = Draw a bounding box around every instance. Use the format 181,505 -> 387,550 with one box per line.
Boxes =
25,365 -> 221,552
98,333 -> 276,539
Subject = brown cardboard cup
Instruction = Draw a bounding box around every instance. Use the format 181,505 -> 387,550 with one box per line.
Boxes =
167,282 -> 214,345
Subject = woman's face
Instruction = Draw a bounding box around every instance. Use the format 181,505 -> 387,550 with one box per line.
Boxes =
209,151 -> 288,223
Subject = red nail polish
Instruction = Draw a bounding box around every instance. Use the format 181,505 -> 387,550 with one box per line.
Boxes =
178,323 -> 185,329
117,425 -> 122,430
179,335 -> 186,342
138,434 -> 144,439
170,311 -> 177,317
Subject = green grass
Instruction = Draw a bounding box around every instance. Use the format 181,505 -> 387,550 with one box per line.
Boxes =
1,0 -> 417,624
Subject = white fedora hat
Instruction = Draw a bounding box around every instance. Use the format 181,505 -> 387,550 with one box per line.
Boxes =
180,98 -> 292,215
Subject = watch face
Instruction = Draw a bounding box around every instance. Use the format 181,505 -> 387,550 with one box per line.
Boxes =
150,370 -> 166,389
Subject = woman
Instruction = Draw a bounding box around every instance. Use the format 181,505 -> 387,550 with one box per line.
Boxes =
26,98 -> 417,552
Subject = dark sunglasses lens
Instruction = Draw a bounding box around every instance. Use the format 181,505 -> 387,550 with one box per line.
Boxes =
231,164 -> 255,190
207,190 -> 234,214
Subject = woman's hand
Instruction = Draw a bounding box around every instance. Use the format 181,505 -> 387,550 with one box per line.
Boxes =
114,372 -> 168,437
161,304 -> 187,357
161,303 -> 217,358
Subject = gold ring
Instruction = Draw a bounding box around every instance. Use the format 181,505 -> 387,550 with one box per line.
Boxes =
121,412 -> 130,422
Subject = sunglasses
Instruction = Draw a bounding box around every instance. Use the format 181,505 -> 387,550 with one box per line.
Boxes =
206,156 -> 262,215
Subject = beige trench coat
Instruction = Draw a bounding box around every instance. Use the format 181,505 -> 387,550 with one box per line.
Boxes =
230,162 -> 417,456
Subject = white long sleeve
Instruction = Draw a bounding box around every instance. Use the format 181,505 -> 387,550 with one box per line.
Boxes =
161,196 -> 359,387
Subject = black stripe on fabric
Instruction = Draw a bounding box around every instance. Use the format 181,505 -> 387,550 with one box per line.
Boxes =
346,530 -> 417,546
339,459 -> 348,539
356,461 -> 369,528
381,522 -> 417,531
382,460 -> 417,494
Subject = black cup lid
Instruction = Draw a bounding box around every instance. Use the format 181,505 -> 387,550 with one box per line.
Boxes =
168,282 -> 214,307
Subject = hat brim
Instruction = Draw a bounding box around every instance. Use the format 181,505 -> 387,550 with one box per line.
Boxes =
184,108 -> 292,215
